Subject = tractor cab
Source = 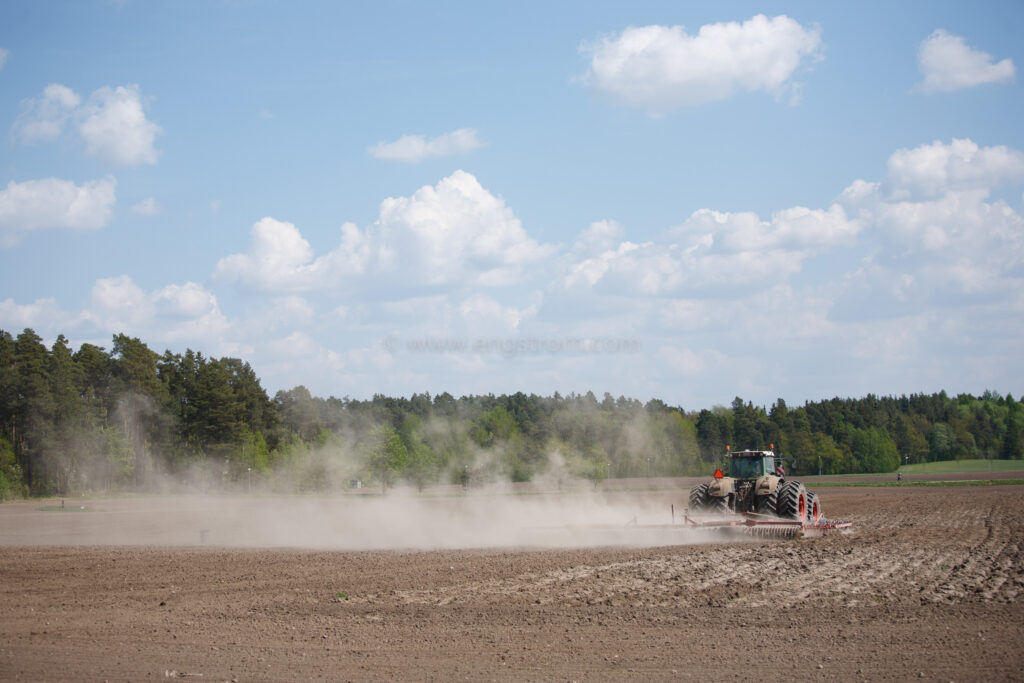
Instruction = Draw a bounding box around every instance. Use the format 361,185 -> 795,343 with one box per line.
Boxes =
724,450 -> 779,480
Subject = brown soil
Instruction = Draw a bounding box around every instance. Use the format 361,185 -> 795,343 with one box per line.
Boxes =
2,485 -> 1022,681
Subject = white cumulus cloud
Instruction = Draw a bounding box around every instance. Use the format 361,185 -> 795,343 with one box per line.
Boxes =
0,48 -> 8,70
571,220 -> 624,254
376,170 -> 554,285
883,138 -> 1024,199
214,170 -> 554,293
78,85 -> 162,166
837,139 -> 1024,301
0,296 -> 74,332
213,217 -> 370,292
369,128 -> 483,163
86,275 -> 229,343
580,14 -> 822,114
11,84 -> 81,143
0,176 -> 117,247
916,29 -> 1015,93
11,83 -> 161,166
561,200 -> 858,296
675,204 -> 859,251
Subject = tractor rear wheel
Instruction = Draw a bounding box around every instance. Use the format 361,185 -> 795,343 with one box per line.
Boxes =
776,480 -> 808,521
688,483 -> 710,512
708,495 -> 730,515
756,489 -> 778,516
806,492 -> 822,521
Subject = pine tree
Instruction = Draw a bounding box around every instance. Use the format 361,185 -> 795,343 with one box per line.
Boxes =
1001,399 -> 1023,460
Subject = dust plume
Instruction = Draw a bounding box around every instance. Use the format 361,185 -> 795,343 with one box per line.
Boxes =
0,487 -> 704,550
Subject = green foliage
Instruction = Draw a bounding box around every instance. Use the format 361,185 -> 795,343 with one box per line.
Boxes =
1001,401 -> 1023,460
366,425 -> 408,491
470,406 -> 519,446
849,426 -> 900,473
0,436 -> 25,499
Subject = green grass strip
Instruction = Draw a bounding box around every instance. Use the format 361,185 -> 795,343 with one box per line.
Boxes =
805,460 -> 1024,479
897,459 -> 1024,474
812,479 -> 1024,488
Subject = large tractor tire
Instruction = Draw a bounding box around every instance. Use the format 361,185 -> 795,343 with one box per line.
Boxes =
756,488 -> 779,516
689,483 -> 710,512
708,495 -> 730,515
776,480 -> 808,521
806,492 -> 823,521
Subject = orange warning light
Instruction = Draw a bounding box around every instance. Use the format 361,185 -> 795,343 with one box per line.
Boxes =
713,468 -> 724,479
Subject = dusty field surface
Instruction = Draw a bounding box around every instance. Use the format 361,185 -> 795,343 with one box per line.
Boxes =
1,485 -> 1023,681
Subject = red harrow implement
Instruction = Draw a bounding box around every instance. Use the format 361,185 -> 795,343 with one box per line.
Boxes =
681,507 -> 853,539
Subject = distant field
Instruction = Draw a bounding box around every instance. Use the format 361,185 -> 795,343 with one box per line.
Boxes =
813,478 -> 1024,488
898,459 -> 1024,474
809,459 -> 1024,479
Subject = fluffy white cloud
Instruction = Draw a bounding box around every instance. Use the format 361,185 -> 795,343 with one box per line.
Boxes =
838,139 -> 1024,303
154,282 -> 220,320
11,84 -> 81,143
884,138 -> 1024,199
214,171 -> 554,293
916,29 -> 1015,93
376,170 -> 554,285
675,204 -> 859,251
562,202 -> 858,295
0,176 -> 116,247
571,220 -> 624,254
0,296 -> 75,332
580,14 -> 822,114
873,189 -> 1022,253
368,128 -> 483,163
86,275 -> 229,343
88,275 -> 147,328
78,85 -> 161,166
564,240 -> 669,293
213,217 -> 371,292
11,83 -> 160,166
0,48 -> 8,70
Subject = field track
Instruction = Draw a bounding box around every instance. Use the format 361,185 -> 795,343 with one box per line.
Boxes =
2,484 -> 1022,680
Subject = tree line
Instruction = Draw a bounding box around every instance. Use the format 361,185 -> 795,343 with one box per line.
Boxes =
0,328 -> 1021,498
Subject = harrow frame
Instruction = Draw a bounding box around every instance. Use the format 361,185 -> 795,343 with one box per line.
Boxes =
682,508 -> 853,538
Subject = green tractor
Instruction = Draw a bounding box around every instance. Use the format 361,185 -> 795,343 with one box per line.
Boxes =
688,448 -> 821,521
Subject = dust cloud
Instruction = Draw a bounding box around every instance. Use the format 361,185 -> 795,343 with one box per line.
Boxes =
0,487 -> 703,550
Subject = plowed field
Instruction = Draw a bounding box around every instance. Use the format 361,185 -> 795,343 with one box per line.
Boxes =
2,485 -> 1022,681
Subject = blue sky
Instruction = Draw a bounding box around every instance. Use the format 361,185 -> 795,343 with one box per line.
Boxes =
1,1 -> 1022,408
